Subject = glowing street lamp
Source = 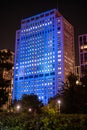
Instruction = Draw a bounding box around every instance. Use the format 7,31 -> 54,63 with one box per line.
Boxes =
76,80 -> 79,85
28,108 -> 32,112
57,100 -> 61,114
76,80 -> 82,86
16,105 -> 21,112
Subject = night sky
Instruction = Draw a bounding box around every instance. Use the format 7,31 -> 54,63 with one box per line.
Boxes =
0,0 -> 87,64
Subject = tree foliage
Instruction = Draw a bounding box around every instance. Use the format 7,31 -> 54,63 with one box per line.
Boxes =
0,112 -> 87,129
59,72 -> 87,113
0,77 -> 11,107
48,72 -> 87,114
14,94 -> 43,114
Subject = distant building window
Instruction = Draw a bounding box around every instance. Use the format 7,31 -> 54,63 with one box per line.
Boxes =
83,36 -> 86,43
80,37 -> 82,42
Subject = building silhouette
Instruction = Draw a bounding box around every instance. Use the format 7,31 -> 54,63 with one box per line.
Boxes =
12,9 -> 75,104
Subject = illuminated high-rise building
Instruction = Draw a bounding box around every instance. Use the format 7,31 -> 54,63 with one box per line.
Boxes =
12,9 -> 75,104
78,34 -> 87,77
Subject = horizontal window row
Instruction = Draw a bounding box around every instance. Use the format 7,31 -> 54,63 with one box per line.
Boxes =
15,72 -> 55,81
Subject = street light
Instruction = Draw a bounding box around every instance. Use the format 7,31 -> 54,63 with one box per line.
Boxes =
57,100 -> 61,114
28,108 -> 32,112
76,80 -> 79,85
16,105 -> 21,112
76,80 -> 82,86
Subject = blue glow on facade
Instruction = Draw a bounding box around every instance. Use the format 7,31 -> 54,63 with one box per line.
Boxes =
12,9 -> 74,104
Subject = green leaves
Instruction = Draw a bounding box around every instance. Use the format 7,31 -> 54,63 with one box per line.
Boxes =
0,112 -> 87,129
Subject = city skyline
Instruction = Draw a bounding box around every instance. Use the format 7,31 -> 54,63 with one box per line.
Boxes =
0,0 -> 87,54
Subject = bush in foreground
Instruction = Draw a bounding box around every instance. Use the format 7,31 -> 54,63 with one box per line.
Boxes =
0,112 -> 87,130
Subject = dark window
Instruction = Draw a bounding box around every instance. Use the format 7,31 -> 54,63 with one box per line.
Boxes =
80,37 -> 82,42
24,76 -> 28,79
58,27 -> 60,30
84,53 -> 87,62
80,54 -> 83,64
29,75 -> 33,78
45,73 -> 49,76
34,75 -> 38,78
50,72 -> 55,75
19,77 -> 23,80
39,74 -> 43,77
83,36 -> 86,43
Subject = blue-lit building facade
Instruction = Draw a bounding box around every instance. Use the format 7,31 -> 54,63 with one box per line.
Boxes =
12,9 -> 75,104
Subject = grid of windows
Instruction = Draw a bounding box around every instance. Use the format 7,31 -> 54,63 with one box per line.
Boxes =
13,9 -> 74,104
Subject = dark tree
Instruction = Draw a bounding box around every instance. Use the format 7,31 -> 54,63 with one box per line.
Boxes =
80,72 -> 87,113
15,94 -> 43,114
0,78 -> 10,107
49,72 -> 87,114
59,72 -> 87,113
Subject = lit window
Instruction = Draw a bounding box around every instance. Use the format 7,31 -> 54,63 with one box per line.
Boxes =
58,72 -> 61,74
58,50 -> 61,53
45,23 -> 47,26
50,82 -> 52,85
39,96 -> 41,99
58,55 -> 61,57
57,31 -> 61,34
58,59 -> 61,61
58,67 -> 61,70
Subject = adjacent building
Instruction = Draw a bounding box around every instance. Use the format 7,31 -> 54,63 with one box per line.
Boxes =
0,49 -> 14,109
12,9 -> 75,104
78,34 -> 87,77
